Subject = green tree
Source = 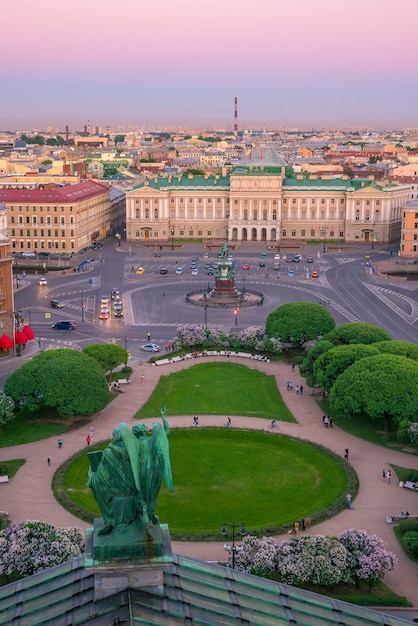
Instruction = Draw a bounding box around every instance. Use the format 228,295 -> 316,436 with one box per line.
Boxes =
4,349 -> 109,417
114,134 -> 125,144
83,343 -> 128,381
0,392 -> 15,427
300,339 -> 334,386
265,303 -> 335,347
323,323 -> 391,346
330,354 -> 418,432
373,340 -> 418,361
314,344 -> 380,392
41,160 -> 52,166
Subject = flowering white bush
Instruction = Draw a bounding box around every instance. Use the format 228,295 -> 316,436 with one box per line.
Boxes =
228,529 -> 398,589
276,534 -> 351,587
0,521 -> 83,580
408,422 -> 418,445
175,325 -> 208,348
339,528 -> 398,587
173,324 -> 283,354
0,391 -> 15,426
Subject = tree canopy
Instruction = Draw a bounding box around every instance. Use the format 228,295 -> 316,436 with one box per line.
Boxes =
299,339 -> 335,386
265,303 -> 335,347
314,343 -> 380,392
323,323 -> 391,346
330,354 -> 418,431
83,343 -> 128,380
4,349 -> 109,417
373,340 -> 418,361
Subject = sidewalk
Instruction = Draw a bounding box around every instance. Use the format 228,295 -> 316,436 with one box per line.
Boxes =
0,357 -> 417,605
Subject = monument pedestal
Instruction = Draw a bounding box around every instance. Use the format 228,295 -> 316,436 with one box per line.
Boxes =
85,521 -> 173,600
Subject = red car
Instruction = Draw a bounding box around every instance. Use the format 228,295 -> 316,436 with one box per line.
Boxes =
242,264 -> 251,270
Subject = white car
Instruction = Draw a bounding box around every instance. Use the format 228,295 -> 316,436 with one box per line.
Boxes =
140,343 -> 161,352
176,267 -> 184,275
203,252 -> 209,258
39,277 -> 47,286
191,268 -> 199,275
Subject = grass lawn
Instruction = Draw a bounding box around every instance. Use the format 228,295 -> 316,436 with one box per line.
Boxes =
136,362 -> 295,421
0,458 -> 25,479
0,410 -> 67,448
57,429 -> 349,539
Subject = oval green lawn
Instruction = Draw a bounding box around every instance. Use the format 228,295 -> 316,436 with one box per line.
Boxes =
60,429 -> 347,538
136,362 -> 295,421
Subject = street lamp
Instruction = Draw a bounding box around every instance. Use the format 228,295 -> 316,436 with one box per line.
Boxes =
171,228 -> 174,251
322,228 -> 327,253
371,222 -> 375,250
203,292 -> 208,329
221,522 -> 247,569
233,307 -> 239,326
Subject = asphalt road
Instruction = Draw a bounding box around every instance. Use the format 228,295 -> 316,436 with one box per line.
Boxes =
3,239 -> 416,389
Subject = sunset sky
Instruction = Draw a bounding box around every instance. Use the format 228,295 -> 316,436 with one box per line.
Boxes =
3,0 -> 418,130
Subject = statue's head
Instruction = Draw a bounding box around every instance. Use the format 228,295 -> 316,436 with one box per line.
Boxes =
112,427 -> 122,442
132,423 -> 148,438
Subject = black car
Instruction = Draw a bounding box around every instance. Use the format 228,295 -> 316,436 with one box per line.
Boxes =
207,268 -> 214,275
50,299 -> 64,308
259,261 -> 266,267
160,268 -> 168,274
52,320 -> 76,330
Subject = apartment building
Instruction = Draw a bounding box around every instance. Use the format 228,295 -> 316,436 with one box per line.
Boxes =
400,201 -> 418,258
0,181 -> 111,253
126,166 -> 410,246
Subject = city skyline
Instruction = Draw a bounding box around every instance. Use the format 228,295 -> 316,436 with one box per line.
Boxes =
3,0 -> 418,131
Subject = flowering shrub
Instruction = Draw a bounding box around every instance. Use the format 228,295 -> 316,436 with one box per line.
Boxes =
0,391 -> 15,426
408,422 -> 418,445
339,528 -> 398,588
227,529 -> 397,590
276,534 -> 350,587
173,324 -> 283,354
0,521 -> 83,580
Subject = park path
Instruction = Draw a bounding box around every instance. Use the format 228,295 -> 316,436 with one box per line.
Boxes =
1,356 -> 418,605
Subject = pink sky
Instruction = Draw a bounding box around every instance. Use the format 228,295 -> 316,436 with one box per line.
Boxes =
2,0 -> 418,129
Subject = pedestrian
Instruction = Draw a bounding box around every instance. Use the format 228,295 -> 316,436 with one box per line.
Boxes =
90,426 -> 94,437
324,415 -> 329,428
288,381 -> 293,390
286,381 -> 290,391
344,448 -> 349,461
38,338 -> 42,349
295,385 -> 299,394
346,493 -> 352,509
387,470 -> 392,485
147,332 -> 151,341
300,385 -> 303,395
86,435 -> 91,446
47,457 -> 51,466
226,417 -> 231,428
292,363 -> 295,371
167,343 -> 171,351
141,374 -> 145,384
58,438 -> 63,448
328,415 -> 333,428
322,414 -> 326,424
382,468 -> 386,482
293,521 -> 299,534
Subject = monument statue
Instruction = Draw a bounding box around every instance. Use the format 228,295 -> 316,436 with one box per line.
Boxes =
87,409 -> 173,537
215,239 -> 235,280
220,239 -> 229,258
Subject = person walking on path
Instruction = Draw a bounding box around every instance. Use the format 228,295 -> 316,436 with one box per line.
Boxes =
324,415 -> 329,428
89,426 -> 94,438
141,374 -> 145,384
346,493 -> 352,509
344,448 -> 349,461
47,457 -> 51,467
295,385 -> 299,394
382,468 -> 386,482
300,385 -> 303,395
387,469 -> 392,484
328,415 -> 333,428
226,417 -> 231,428
86,435 -> 91,446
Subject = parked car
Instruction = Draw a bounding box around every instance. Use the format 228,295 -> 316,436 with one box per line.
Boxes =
191,268 -> 199,275
191,255 -> 199,261
140,343 -> 161,352
242,264 -> 251,270
175,267 -> 184,275
190,262 -> 198,269
307,257 -> 314,263
136,267 -> 145,275
259,261 -> 266,267
50,299 -> 64,308
207,268 -> 214,275
21,251 -> 37,258
52,320 -> 76,330
311,270 -> 319,278
288,269 -> 295,277
39,277 -> 47,285
293,255 -> 302,262
160,268 -> 168,274
203,252 -> 209,258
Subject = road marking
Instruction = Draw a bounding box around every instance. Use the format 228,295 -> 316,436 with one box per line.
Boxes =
364,284 -> 418,324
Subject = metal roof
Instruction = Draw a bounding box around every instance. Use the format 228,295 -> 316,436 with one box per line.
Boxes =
0,554 -> 414,626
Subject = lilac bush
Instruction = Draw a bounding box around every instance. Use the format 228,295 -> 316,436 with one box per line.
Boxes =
228,535 -> 280,577
408,422 -> 418,445
173,324 -> 283,354
0,521 -> 83,580
339,528 -> 398,588
0,391 -> 15,426
175,324 -> 208,348
276,535 -> 351,587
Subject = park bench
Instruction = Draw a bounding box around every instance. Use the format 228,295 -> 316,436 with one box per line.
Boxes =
387,514 -> 418,524
0,476 -> 9,484
0,511 -> 8,517
117,378 -> 131,385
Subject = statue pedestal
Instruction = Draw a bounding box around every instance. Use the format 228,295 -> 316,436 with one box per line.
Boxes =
85,521 -> 173,600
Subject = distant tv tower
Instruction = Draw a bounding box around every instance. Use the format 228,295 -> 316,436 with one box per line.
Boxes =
234,97 -> 238,137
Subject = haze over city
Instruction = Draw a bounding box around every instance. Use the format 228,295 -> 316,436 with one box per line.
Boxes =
3,0 -> 418,130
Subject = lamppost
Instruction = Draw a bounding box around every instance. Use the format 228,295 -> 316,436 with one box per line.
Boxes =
242,275 -> 246,296
81,292 -> 85,322
233,307 -> 239,326
221,522 -> 247,569
203,292 -> 208,329
322,227 -> 327,253
171,228 -> 174,251
371,222 -> 375,250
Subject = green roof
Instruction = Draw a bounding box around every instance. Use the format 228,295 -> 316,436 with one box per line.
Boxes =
132,174 -> 230,191
0,553 -> 413,625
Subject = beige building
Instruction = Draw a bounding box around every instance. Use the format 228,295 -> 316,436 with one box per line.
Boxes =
400,201 -> 418,258
126,166 -> 410,246
0,181 -> 111,253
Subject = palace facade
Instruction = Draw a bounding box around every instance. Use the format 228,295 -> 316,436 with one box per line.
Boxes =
126,166 -> 410,246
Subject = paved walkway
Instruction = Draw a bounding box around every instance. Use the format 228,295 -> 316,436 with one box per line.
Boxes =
1,356 -> 418,605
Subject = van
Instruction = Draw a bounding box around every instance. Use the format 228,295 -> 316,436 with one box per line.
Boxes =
21,252 -> 36,258
52,320 -> 76,330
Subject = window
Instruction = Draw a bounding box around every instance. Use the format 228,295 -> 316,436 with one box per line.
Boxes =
292,199 -> 296,204
54,217 -> 58,224
61,230 -> 65,237
272,209 -> 277,220
356,200 -> 361,205
291,210 -> 296,219
321,199 -> 325,204
365,211 -> 370,221
40,216 -> 44,224
136,209 -> 140,218
355,210 -> 360,221
198,209 -> 203,218
366,200 -> 370,205
216,198 -> 221,204
263,210 -> 267,220
341,199 -> 344,204
339,230 -> 344,238
331,199 -> 335,204
310,229 -> 315,237
301,210 -> 306,219
145,209 -> 149,219
26,229 -> 30,236
154,231 -> 158,238
198,230 -> 202,236
243,210 -> 248,220
302,198 -> 306,204
283,199 -> 287,204
291,230 -> 296,237
234,199 -> 238,205
310,210 -> 316,219
188,209 -> 194,218
154,209 -> 158,219
301,229 -> 306,237
10,216 -> 15,224
253,210 -> 257,220
170,198 -> 174,204
198,198 -> 202,204
375,210 -> 380,221
311,198 -> 316,204
189,198 -> 193,204
282,210 -> 287,219
26,216 -> 30,224
282,229 -> 286,237
46,217 -> 51,225
320,210 -> 325,219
